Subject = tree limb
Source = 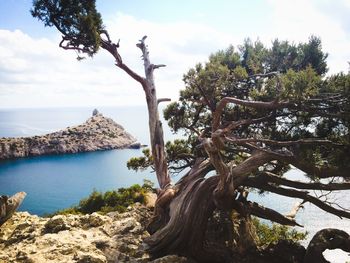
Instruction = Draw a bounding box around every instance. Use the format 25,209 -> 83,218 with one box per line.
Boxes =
251,171 -> 350,191
287,158 -> 349,179
212,97 -> 294,132
226,137 -> 335,146
100,38 -> 146,86
232,200 -> 303,227
244,181 -> 350,219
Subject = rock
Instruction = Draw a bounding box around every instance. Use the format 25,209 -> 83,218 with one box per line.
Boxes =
0,204 -> 198,263
149,255 -> 190,263
0,205 -> 158,263
0,113 -> 141,160
74,251 -> 107,263
92,109 -> 99,116
44,215 -> 71,233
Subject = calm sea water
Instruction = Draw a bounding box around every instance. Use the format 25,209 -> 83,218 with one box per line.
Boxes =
0,107 -> 349,261
0,106 -> 165,215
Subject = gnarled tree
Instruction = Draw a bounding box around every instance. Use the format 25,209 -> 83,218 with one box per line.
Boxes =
32,1 -> 350,262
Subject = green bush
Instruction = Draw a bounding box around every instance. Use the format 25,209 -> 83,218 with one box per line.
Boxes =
51,180 -> 154,216
252,217 -> 307,246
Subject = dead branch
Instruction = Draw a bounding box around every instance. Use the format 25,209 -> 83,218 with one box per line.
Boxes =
250,171 -> 350,191
225,137 -> 336,147
244,181 -> 350,219
157,98 -> 171,104
232,200 -> 303,227
285,201 -> 305,219
0,192 -> 26,227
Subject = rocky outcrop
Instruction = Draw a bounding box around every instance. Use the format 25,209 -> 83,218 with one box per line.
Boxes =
0,203 -> 190,263
1,203 -> 348,263
0,112 -> 141,160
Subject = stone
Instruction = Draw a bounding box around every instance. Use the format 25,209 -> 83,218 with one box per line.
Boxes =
149,255 -> 190,263
44,215 -> 71,233
0,204 -> 198,263
0,205 -> 156,263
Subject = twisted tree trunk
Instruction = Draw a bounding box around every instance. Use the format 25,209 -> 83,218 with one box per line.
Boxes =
99,35 -> 350,263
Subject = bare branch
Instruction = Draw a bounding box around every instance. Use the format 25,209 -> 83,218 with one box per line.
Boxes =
149,64 -> 166,72
285,201 -> 305,219
244,181 -> 350,219
288,158 -> 349,179
1,192 -> 26,227
226,137 -> 334,146
250,171 -> 350,191
157,98 -> 171,104
232,200 -> 303,227
100,39 -> 146,85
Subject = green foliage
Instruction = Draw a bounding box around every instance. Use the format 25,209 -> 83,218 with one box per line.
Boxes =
31,0 -> 104,56
280,66 -> 321,100
51,181 -> 154,216
127,148 -> 153,172
253,217 -> 307,246
127,139 -> 197,175
267,36 -> 328,75
161,37 -> 348,179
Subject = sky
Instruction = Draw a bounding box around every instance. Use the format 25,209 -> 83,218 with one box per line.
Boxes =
0,0 -> 350,109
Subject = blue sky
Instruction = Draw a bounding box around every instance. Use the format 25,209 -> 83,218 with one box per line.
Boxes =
0,0 -> 350,108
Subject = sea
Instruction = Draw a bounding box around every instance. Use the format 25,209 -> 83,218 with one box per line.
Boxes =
0,106 -> 349,262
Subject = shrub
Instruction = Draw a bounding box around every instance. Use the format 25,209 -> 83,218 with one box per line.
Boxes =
51,180 -> 154,216
252,217 -> 307,246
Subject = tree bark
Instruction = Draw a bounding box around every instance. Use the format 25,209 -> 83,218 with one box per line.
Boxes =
136,38 -> 171,190
101,35 -> 171,189
145,176 -> 233,263
0,192 -> 26,227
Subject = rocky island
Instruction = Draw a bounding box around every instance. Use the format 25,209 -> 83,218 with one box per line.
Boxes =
0,110 -> 141,160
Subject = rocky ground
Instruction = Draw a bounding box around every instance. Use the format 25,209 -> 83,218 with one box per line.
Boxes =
0,112 -> 141,160
0,203 -> 189,263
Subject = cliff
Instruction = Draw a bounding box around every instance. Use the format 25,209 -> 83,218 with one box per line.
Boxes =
0,113 -> 141,160
0,203 -> 188,263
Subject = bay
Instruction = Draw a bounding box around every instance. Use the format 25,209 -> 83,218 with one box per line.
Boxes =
0,106 -> 165,215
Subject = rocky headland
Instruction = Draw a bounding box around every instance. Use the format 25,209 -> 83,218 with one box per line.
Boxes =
0,203 -> 189,263
0,111 -> 141,160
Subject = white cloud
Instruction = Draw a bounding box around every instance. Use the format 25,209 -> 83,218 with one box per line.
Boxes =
0,16 -> 235,108
0,4 -> 350,108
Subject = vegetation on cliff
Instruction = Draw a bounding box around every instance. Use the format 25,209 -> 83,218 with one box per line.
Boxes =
52,180 -> 155,215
